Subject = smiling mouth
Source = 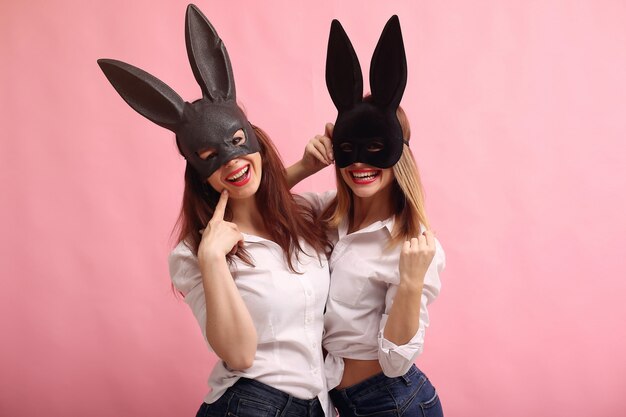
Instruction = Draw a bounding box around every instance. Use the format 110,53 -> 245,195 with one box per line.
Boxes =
226,164 -> 251,186
349,169 -> 381,184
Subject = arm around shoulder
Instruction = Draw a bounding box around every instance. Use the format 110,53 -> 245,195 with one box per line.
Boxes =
286,124 -> 335,188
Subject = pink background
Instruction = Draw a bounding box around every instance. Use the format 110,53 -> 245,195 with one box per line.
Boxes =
1,0 -> 625,416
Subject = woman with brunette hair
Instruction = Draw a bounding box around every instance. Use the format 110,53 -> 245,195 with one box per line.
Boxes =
99,5 -> 331,416
288,16 -> 445,416
170,123 -> 331,417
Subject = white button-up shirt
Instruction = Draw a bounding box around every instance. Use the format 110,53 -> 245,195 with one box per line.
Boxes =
302,191 -> 445,389
168,233 -> 331,412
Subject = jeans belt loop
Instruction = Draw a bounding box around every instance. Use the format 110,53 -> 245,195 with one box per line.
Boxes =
279,396 -> 293,417
401,373 -> 412,386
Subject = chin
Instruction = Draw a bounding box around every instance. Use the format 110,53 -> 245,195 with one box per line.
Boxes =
350,187 -> 381,199
227,186 -> 259,199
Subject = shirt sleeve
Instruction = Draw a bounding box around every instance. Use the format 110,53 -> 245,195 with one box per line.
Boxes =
377,238 -> 445,377
296,190 -> 336,216
168,241 -> 213,351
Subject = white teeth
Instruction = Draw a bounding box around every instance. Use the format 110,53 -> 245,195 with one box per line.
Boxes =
227,165 -> 249,181
352,171 -> 378,179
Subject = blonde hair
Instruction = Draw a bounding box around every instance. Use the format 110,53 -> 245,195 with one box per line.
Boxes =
323,105 -> 430,247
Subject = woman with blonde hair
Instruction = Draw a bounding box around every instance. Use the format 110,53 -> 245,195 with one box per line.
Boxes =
288,16 -> 445,416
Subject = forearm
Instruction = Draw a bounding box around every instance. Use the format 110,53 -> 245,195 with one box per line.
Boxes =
286,160 -> 320,189
199,254 -> 257,370
383,281 -> 423,345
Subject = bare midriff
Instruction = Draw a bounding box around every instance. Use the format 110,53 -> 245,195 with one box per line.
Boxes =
336,358 -> 383,389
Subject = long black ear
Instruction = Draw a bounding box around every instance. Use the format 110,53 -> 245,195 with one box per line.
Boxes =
97,59 -> 185,131
370,15 -> 407,109
325,19 -> 363,111
185,4 -> 235,102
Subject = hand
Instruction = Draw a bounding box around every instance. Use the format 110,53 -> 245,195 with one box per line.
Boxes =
301,123 -> 334,172
198,190 -> 244,261
399,231 -> 436,289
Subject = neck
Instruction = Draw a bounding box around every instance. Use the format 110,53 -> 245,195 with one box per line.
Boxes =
229,196 -> 267,236
350,186 -> 394,232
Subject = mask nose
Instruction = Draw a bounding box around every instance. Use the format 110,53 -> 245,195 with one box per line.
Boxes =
224,157 -> 239,168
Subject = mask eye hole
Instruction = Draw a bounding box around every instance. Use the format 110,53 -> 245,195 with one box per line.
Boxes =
366,140 -> 384,153
232,129 -> 247,146
198,147 -> 217,160
339,142 -> 353,152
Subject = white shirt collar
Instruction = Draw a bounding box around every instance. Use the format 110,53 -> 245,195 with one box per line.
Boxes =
241,232 -> 270,244
337,215 -> 396,239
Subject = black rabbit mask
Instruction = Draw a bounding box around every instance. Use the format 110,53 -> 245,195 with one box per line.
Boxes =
98,4 -> 260,180
326,15 -> 408,169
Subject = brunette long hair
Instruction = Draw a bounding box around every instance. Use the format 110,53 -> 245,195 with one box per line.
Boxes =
173,125 -> 328,271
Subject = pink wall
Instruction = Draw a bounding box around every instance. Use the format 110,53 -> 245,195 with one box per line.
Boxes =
1,0 -> 625,416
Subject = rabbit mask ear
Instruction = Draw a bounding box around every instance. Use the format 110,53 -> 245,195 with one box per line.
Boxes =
97,59 -> 185,131
326,19 -> 364,112
370,15 -> 407,110
326,16 -> 407,169
98,4 -> 259,180
186,3 -> 235,102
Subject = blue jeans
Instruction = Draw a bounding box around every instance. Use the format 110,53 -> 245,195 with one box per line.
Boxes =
195,378 -> 324,417
329,365 -> 443,417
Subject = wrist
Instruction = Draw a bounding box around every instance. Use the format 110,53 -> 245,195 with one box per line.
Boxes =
299,159 -> 318,175
398,278 -> 424,294
198,247 -> 226,264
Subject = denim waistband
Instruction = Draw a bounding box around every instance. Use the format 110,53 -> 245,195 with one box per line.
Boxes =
331,364 -> 421,398
231,377 -> 320,409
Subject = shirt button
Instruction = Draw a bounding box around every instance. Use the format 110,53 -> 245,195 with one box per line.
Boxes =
305,317 -> 312,324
